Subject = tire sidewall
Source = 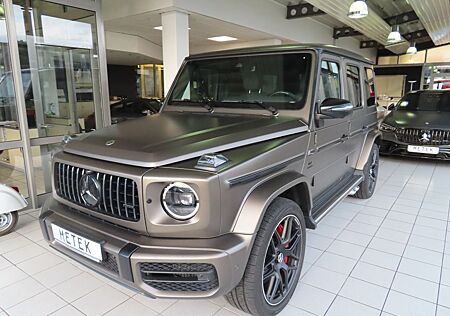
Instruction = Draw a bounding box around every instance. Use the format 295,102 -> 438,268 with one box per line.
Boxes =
250,199 -> 306,316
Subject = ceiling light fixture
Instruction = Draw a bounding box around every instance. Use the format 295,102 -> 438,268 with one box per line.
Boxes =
348,0 -> 368,19
153,26 -> 191,31
207,36 -> 237,42
387,25 -> 402,43
406,42 -> 417,54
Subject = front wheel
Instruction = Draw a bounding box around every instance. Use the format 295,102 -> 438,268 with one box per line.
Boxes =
0,211 -> 18,236
355,144 -> 379,199
226,197 -> 306,316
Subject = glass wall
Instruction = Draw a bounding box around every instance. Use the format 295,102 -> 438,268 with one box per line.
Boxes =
137,64 -> 164,98
0,0 -> 107,209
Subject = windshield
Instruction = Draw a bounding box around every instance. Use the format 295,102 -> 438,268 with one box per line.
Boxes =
168,53 -> 312,111
397,91 -> 450,112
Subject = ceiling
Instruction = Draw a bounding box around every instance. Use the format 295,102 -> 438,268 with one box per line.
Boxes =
104,11 -> 281,60
278,0 -> 448,55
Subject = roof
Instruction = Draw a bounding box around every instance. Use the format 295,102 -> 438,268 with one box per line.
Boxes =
187,44 -> 374,65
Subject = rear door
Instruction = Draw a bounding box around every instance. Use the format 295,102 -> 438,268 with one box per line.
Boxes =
346,62 -> 378,169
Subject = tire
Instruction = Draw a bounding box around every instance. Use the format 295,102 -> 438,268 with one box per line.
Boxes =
0,211 -> 18,236
226,197 -> 306,316
355,144 -> 379,199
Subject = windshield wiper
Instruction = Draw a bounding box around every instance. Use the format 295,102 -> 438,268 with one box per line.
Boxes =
232,100 -> 279,116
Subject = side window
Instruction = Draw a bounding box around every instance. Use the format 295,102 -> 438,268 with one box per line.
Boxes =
319,60 -> 341,101
364,67 -> 376,106
346,65 -> 362,107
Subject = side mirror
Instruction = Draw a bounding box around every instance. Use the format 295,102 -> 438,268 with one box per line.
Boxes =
387,103 -> 396,111
320,98 -> 354,119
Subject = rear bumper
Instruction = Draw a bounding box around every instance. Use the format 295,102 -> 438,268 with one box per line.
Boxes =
39,197 -> 252,299
380,132 -> 450,160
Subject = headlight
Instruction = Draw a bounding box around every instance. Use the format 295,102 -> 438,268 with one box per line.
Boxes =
380,123 -> 396,132
161,182 -> 199,220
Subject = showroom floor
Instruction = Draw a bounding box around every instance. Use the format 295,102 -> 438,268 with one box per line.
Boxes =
0,157 -> 449,316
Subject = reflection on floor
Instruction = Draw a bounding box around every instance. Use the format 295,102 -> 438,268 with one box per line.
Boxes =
0,157 -> 449,316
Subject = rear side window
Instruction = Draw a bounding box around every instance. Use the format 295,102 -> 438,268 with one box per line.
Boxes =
346,65 -> 362,107
364,67 -> 376,106
319,60 -> 341,100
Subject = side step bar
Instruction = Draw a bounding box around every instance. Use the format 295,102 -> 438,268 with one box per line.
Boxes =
310,175 -> 363,227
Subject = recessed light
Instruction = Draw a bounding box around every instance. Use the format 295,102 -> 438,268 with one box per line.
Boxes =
208,36 -> 237,42
153,26 -> 191,31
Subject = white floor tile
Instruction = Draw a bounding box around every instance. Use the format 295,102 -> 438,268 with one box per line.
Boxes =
16,252 -> 65,275
325,296 -> 380,316
336,229 -> 372,247
339,277 -> 388,309
133,294 -> 177,313
0,255 -> 12,271
327,240 -> 365,260
315,252 -> 357,275
408,234 -> 446,253
384,290 -> 436,316
279,305 -> 315,316
162,299 -> 221,316
437,305 -> 450,316
351,261 -> 395,288
360,248 -> 401,271
391,273 -> 439,303
49,305 -> 85,316
290,283 -> 335,316
0,277 -> 45,309
375,227 -> 410,244
439,285 -> 450,309
0,266 -> 28,290
2,243 -> 47,264
52,272 -> 105,302
104,298 -> 158,316
306,233 -> 334,251
368,237 -> 406,256
72,285 -> 128,316
403,245 -> 443,266
398,257 -> 442,283
301,266 -> 347,294
6,290 -> 66,316
33,261 -> 83,288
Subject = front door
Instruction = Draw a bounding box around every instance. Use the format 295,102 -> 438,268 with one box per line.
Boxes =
305,56 -> 353,204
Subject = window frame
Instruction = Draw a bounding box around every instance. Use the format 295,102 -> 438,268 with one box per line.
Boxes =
344,63 -> 363,109
364,67 -> 376,107
317,58 -> 343,103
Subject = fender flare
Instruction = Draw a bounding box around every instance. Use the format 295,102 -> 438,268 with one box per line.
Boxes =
0,184 -> 27,214
356,129 -> 381,171
232,171 -> 312,235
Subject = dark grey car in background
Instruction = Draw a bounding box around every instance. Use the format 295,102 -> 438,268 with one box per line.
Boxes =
380,90 -> 450,159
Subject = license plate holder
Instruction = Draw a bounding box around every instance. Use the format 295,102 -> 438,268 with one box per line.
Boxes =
407,145 -> 439,155
51,224 -> 103,262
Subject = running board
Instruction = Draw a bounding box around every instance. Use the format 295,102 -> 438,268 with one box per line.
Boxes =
309,175 -> 363,227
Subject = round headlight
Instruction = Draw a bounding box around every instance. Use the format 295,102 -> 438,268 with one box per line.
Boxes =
161,182 -> 199,220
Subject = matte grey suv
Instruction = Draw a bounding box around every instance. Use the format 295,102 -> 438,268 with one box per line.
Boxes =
39,45 -> 380,315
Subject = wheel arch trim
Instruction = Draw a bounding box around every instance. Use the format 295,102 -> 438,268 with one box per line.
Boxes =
356,129 -> 381,171
231,171 -> 312,235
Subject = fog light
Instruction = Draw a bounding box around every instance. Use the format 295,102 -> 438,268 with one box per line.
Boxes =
161,182 -> 199,220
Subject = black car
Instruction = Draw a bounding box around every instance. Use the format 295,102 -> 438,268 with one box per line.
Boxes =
380,89 -> 450,159
84,97 -> 162,131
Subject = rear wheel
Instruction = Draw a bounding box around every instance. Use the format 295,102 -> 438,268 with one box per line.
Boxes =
355,144 -> 379,199
0,211 -> 18,236
226,197 -> 306,315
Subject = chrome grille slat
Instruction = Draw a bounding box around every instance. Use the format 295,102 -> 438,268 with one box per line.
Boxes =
54,162 -> 140,222
396,128 -> 449,145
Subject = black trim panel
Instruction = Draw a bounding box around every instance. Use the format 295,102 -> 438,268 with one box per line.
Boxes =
118,243 -> 139,281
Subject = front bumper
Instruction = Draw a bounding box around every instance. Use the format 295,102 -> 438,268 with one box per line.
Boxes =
39,197 -> 252,299
380,132 -> 450,160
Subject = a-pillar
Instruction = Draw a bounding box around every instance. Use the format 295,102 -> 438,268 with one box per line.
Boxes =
161,10 -> 189,96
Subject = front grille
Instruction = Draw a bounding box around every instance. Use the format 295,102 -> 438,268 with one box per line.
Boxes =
54,162 -> 140,222
139,263 -> 219,292
396,128 -> 450,146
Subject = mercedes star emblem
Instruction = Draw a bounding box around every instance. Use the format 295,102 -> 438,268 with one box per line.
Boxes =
105,139 -> 115,146
419,132 -> 431,144
80,173 -> 102,207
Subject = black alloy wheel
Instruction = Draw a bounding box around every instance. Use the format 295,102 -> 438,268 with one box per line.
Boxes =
262,214 -> 303,306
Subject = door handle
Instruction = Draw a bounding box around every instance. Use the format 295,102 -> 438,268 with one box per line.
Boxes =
39,124 -> 53,129
340,134 -> 349,142
362,125 -> 368,131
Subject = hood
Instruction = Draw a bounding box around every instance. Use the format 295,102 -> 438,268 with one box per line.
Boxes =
383,110 -> 450,130
65,112 -> 308,168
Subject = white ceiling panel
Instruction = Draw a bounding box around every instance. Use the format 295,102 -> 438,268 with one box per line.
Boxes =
306,0 -> 408,52
408,0 -> 450,46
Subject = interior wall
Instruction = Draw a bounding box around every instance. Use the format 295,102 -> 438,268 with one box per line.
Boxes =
374,65 -> 423,93
107,65 -> 137,98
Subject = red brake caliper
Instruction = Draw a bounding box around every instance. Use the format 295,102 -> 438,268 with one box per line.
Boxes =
276,224 -> 289,263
